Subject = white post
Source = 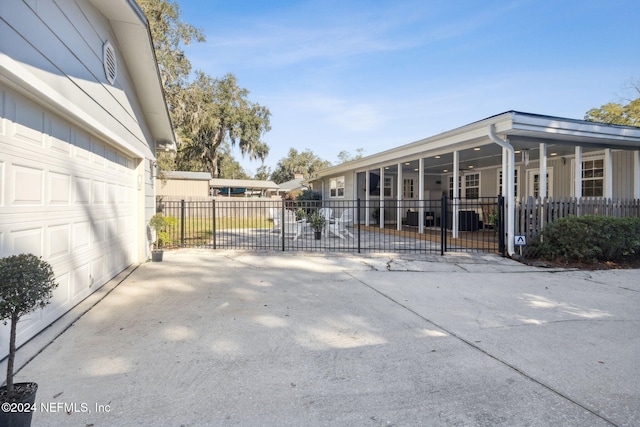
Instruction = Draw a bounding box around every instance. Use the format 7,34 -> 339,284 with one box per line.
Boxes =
575,146 -> 582,216
574,146 -> 583,198
397,164 -> 403,231
634,150 -> 640,199
418,158 -> 425,234
452,151 -> 459,238
379,167 -> 385,228
502,148 -> 508,197
604,148 -> 613,199
365,171 -> 370,226
539,143 -> 547,231
539,143 -> 547,199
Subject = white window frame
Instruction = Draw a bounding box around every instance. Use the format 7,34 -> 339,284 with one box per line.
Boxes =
581,157 -> 604,197
403,178 -> 414,199
464,172 -> 480,199
383,175 -> 393,197
329,176 -> 345,198
526,167 -> 553,198
448,172 -> 481,199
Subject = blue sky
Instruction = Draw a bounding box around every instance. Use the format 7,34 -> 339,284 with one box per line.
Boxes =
177,0 -> 640,176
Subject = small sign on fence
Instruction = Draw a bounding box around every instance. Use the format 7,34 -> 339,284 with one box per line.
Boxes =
514,235 -> 526,246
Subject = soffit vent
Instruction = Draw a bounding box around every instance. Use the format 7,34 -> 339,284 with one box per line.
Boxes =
103,41 -> 117,84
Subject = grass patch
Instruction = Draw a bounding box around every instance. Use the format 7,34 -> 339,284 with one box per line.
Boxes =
165,217 -> 274,246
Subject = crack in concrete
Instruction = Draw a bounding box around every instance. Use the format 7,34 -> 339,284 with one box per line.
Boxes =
346,272 -> 620,427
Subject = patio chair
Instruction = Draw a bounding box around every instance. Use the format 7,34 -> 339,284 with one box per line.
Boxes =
317,208 -> 333,237
326,209 -> 354,239
318,208 -> 333,222
269,207 -> 281,232
281,210 -> 305,241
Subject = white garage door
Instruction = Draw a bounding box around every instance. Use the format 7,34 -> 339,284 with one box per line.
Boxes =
0,87 -> 138,354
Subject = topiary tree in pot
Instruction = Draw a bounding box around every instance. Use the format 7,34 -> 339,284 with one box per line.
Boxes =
0,253 -> 58,426
149,214 -> 177,262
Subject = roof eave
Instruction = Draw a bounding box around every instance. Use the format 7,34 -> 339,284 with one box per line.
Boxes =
91,0 -> 176,152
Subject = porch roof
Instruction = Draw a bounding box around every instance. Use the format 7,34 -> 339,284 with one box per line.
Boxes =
210,178 -> 280,190
313,111 -> 640,177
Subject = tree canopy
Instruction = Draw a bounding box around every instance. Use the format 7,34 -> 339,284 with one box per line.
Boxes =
270,148 -> 331,184
585,80 -> 640,127
139,0 -> 270,178
173,72 -> 270,177
336,148 -> 365,164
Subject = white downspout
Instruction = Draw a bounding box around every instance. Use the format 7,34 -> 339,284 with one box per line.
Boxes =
488,124 -> 515,256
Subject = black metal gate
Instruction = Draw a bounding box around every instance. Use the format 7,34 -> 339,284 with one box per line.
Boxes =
156,196 -> 504,255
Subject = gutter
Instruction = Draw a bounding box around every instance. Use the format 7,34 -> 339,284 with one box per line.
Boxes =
488,124 -> 515,256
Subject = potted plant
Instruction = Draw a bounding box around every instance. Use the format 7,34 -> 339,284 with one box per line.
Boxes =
0,253 -> 58,427
307,211 -> 326,240
149,214 -> 177,262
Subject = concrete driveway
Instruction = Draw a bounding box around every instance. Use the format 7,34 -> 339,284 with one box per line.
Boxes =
15,250 -> 640,426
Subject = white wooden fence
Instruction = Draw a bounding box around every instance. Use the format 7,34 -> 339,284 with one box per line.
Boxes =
515,197 -> 640,239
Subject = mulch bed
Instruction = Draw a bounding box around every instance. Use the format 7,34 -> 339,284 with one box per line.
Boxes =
521,255 -> 640,271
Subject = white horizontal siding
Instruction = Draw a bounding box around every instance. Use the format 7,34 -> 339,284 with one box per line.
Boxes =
0,0 -> 154,159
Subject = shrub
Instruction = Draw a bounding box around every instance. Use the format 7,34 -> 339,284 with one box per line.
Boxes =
296,190 -> 322,201
149,214 -> 178,249
535,215 -> 640,263
0,254 -> 58,392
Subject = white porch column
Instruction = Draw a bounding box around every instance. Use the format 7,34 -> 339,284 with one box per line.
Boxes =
604,148 -> 613,199
379,167 -> 385,228
539,143 -> 547,231
418,158 -> 425,234
452,151 -> 459,238
502,148 -> 508,197
539,143 -> 547,199
365,171 -> 370,226
634,150 -> 640,199
397,164 -> 403,231
574,146 -> 583,198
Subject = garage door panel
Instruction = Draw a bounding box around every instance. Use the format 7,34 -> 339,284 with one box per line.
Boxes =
6,96 -> 44,147
48,223 -> 71,259
47,116 -> 71,156
74,176 -> 91,204
92,180 -> 105,204
0,160 -> 4,206
73,221 -> 90,249
73,130 -> 92,161
72,262 -> 91,298
1,87 -> 140,359
49,171 -> 71,204
12,164 -> 44,205
9,227 -> 43,256
43,271 -> 71,323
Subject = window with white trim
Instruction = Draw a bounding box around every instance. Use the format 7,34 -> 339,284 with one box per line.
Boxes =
464,173 -> 480,199
449,173 -> 480,199
403,178 -> 414,199
383,176 -> 393,197
329,176 -> 345,198
582,158 -> 604,197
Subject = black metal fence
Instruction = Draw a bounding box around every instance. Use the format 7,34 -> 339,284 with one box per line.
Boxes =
156,197 -> 504,255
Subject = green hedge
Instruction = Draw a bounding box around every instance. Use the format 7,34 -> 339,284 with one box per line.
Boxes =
534,215 -> 640,263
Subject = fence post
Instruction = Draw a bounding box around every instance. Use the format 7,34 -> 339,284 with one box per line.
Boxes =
357,198 -> 361,254
498,195 -> 505,256
440,195 -> 447,255
212,199 -> 217,250
281,199 -> 286,252
180,199 -> 186,247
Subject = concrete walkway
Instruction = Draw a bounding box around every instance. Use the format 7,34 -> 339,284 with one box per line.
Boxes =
15,250 -> 640,426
